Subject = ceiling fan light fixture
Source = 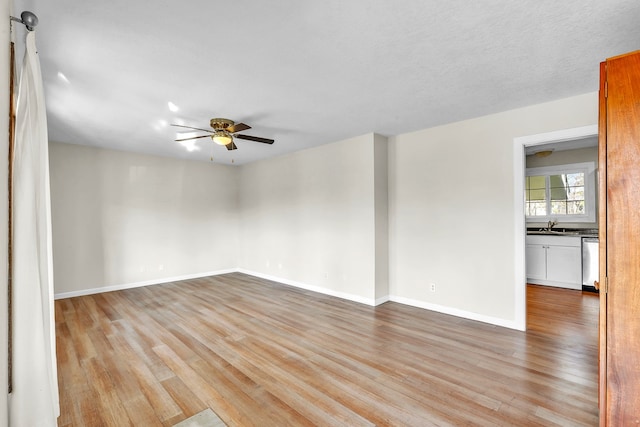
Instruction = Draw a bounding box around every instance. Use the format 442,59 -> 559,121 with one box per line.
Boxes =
212,131 -> 232,146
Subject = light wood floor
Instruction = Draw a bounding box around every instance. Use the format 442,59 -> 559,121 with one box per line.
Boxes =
55,273 -> 599,426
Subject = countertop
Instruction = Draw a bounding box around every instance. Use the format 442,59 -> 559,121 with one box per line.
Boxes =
526,229 -> 598,238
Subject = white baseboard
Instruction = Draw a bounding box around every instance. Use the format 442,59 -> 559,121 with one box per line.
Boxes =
375,295 -> 391,306
53,269 -> 236,300
54,269 -> 520,330
237,271 -> 518,329
236,269 -> 382,306
388,295 -> 522,330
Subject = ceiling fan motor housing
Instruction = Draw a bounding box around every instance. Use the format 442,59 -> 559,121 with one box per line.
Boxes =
210,118 -> 234,130
171,118 -> 273,151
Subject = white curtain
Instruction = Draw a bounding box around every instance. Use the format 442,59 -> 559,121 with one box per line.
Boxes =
9,31 -> 60,426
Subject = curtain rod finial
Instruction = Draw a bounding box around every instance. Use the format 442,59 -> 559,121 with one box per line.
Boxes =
10,11 -> 38,31
21,11 -> 38,31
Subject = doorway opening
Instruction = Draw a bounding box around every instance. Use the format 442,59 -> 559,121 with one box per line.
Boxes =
513,125 -> 598,330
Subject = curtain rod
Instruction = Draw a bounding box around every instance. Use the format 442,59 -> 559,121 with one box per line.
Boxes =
10,11 -> 38,31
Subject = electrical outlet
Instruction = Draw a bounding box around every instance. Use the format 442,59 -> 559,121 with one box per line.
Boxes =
430,283 -> 436,292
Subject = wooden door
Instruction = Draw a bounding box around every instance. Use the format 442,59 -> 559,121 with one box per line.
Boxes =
599,50 -> 640,426
597,59 -> 607,426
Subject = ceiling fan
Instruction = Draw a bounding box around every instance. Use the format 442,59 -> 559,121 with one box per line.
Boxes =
172,118 -> 274,151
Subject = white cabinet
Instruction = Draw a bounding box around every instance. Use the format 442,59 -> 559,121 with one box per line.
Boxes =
525,243 -> 547,280
526,235 -> 582,290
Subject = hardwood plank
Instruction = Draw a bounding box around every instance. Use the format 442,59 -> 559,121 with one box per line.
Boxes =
55,274 -> 599,426
152,344 -> 255,426
102,330 -> 181,423
159,376 -> 205,426
82,357 -> 133,426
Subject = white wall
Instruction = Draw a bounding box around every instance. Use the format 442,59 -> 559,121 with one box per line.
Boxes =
238,134 -> 381,304
1,0 -> 12,422
389,92 -> 598,327
49,143 -> 239,296
373,134 -> 389,302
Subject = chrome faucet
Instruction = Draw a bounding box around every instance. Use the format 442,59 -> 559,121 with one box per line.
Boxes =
547,220 -> 558,231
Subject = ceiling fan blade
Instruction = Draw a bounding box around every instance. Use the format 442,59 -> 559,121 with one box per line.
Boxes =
235,134 -> 274,144
225,141 -> 238,151
227,122 -> 251,133
171,124 -> 214,133
175,134 -> 211,142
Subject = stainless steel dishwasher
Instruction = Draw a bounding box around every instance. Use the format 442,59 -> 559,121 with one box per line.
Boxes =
582,237 -> 599,293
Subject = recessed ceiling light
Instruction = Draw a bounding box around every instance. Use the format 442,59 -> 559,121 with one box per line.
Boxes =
534,149 -> 554,158
168,101 -> 179,112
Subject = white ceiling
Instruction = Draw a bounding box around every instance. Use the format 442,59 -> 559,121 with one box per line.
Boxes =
11,0 -> 640,165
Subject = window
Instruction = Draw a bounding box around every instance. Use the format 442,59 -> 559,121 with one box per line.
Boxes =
525,162 -> 596,223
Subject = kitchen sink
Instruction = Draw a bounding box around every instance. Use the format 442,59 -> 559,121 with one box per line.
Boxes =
528,230 -> 579,235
